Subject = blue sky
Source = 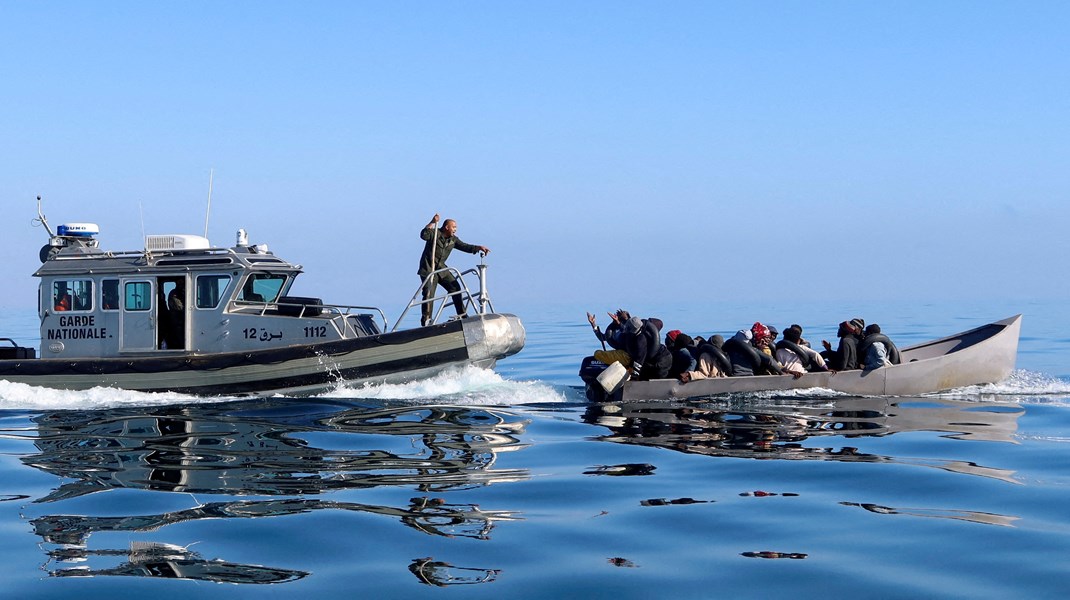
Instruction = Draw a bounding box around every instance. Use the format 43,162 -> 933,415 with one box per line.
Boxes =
2,1 -> 1067,314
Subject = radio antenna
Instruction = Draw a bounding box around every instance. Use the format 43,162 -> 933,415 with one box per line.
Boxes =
33,195 -> 55,238
203,168 -> 214,239
139,201 -> 147,246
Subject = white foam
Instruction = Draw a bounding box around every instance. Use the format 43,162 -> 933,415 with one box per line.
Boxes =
0,380 -> 223,411
747,386 -> 850,400
933,369 -> 1070,400
324,365 -> 567,405
0,366 -> 566,410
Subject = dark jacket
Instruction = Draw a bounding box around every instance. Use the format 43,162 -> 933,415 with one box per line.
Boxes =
724,334 -> 782,376
418,227 -> 481,277
594,321 -> 629,351
827,335 -> 860,370
629,320 -> 672,380
669,347 -> 697,378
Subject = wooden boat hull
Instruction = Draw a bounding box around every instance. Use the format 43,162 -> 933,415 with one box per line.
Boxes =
0,313 -> 525,397
584,315 -> 1021,401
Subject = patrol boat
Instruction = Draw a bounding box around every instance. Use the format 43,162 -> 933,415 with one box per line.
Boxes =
0,200 -> 525,396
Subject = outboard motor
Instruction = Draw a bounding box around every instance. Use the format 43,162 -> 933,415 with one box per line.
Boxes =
579,356 -> 625,403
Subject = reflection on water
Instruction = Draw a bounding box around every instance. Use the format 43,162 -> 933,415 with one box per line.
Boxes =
46,542 -> 309,584
408,557 -> 501,586
582,396 -> 1024,482
28,400 -> 529,501
584,396 -> 1025,530
840,501 -> 1019,527
22,399 -> 530,585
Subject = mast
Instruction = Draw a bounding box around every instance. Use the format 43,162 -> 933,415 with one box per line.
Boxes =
203,168 -> 214,239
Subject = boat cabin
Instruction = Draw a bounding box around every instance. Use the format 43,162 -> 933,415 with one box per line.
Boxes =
34,225 -> 383,359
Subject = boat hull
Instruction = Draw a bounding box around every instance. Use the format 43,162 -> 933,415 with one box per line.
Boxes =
584,315 -> 1021,401
0,313 -> 525,397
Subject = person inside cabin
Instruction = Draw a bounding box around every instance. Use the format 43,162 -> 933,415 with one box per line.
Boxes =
417,214 -> 490,327
165,283 -> 186,349
54,284 -> 71,311
241,278 -> 265,303
102,283 -> 118,310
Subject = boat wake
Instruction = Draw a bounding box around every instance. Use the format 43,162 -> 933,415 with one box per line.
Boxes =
322,366 -> 568,405
934,369 -> 1070,401
0,380 -> 233,411
0,366 -> 567,411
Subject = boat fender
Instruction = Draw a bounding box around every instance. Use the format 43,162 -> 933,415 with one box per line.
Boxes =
859,333 -> 901,365
775,340 -> 813,371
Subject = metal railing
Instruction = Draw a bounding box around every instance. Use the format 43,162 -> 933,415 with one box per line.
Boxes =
224,260 -> 494,335
228,298 -> 388,339
392,262 -> 494,332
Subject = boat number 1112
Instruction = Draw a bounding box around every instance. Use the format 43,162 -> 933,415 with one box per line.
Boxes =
304,326 -> 327,338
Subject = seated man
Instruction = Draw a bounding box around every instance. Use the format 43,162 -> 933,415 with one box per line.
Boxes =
775,326 -> 828,375
822,318 -> 865,370
724,327 -> 783,376
623,316 -> 672,381
588,309 -> 633,368
666,330 -> 697,379
859,324 -> 901,370
680,334 -> 731,382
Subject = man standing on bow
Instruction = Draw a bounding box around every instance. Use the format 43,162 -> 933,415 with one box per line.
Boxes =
417,214 -> 490,326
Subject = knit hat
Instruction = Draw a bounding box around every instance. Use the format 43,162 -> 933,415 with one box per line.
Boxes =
675,333 -> 694,349
666,329 -> 682,344
624,316 -> 644,334
709,334 -> 725,348
849,318 -> 865,333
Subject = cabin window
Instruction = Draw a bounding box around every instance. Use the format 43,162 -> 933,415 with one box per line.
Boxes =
53,280 -> 92,312
101,279 -> 119,311
240,273 -> 288,303
124,282 -> 152,311
196,274 -> 231,309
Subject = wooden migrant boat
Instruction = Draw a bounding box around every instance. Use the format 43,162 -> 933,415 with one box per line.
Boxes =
580,315 -> 1021,401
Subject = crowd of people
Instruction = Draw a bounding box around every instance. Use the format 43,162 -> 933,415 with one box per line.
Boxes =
586,310 -> 901,383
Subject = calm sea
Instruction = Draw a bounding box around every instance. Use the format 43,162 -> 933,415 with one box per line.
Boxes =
1,300 -> 1069,599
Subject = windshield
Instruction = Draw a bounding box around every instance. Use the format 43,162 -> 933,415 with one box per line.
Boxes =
239,273 -> 289,303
